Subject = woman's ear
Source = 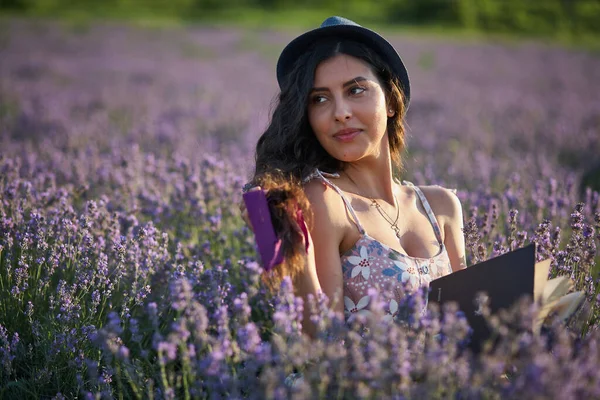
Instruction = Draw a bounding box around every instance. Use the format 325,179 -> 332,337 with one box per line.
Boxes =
385,95 -> 396,118
387,106 -> 396,118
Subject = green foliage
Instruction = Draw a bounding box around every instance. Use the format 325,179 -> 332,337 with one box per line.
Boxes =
385,0 -> 461,26
581,163 -> 600,194
2,0 -> 600,44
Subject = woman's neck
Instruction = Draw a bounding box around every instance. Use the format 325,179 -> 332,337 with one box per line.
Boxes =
341,151 -> 396,206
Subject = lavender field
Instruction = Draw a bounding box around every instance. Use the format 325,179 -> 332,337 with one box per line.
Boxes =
1,18 -> 600,399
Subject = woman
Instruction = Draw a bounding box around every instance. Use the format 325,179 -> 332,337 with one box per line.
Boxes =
243,16 -> 466,337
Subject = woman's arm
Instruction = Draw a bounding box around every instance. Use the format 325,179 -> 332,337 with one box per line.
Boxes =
422,186 -> 467,272
297,180 -> 346,336
239,183 -> 344,337
443,189 -> 467,271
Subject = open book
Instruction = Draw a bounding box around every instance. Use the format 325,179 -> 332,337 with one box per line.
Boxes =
428,244 -> 585,353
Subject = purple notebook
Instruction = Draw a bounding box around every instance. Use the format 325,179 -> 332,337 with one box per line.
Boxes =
243,190 -> 310,271
243,190 -> 284,271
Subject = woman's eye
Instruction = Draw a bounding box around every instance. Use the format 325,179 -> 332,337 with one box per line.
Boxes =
311,95 -> 327,104
350,86 -> 366,95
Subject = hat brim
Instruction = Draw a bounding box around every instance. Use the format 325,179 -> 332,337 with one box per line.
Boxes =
276,24 -> 410,108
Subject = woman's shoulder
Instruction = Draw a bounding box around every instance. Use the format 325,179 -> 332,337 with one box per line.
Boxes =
302,178 -> 348,249
303,179 -> 346,218
415,184 -> 463,221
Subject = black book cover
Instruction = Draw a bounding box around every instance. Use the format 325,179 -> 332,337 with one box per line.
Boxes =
428,244 -> 536,353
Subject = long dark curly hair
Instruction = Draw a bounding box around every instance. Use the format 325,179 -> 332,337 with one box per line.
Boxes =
249,38 -> 408,288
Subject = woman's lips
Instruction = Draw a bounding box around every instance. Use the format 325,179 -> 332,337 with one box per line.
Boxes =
333,129 -> 361,142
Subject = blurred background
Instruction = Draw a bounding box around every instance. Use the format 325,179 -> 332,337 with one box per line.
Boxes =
1,3 -> 600,399
1,0 -> 599,196
1,0 -> 600,45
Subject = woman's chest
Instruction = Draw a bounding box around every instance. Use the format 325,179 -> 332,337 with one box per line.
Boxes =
340,205 -> 443,260
339,237 -> 452,318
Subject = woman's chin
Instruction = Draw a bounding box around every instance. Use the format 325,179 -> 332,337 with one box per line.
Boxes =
332,152 -> 367,163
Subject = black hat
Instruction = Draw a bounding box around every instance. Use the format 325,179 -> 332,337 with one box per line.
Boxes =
276,16 -> 411,109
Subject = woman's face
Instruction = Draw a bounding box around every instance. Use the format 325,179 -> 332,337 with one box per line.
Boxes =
307,53 -> 393,163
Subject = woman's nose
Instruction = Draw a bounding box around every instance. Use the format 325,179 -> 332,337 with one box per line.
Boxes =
333,99 -> 351,121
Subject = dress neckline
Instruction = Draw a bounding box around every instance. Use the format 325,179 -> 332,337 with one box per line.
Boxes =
340,233 -> 446,262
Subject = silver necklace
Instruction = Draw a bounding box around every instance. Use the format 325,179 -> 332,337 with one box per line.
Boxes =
370,197 -> 402,239
345,173 -> 402,239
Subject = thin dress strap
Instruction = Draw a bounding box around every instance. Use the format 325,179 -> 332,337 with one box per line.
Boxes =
304,170 -> 366,234
402,181 -> 444,246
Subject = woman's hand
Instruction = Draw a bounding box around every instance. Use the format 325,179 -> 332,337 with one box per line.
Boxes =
238,184 -> 325,338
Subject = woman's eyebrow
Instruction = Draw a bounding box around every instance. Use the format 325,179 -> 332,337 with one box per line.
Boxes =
310,76 -> 368,93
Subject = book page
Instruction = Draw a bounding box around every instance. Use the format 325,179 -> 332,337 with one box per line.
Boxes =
533,259 -> 551,302
534,276 -> 573,333
534,291 -> 585,333
553,291 -> 585,321
534,298 -> 560,333
541,276 -> 573,305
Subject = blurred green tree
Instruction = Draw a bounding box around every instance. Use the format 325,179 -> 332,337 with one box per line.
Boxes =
1,0 -> 599,40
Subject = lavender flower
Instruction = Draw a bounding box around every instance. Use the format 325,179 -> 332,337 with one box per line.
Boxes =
0,18 -> 599,399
